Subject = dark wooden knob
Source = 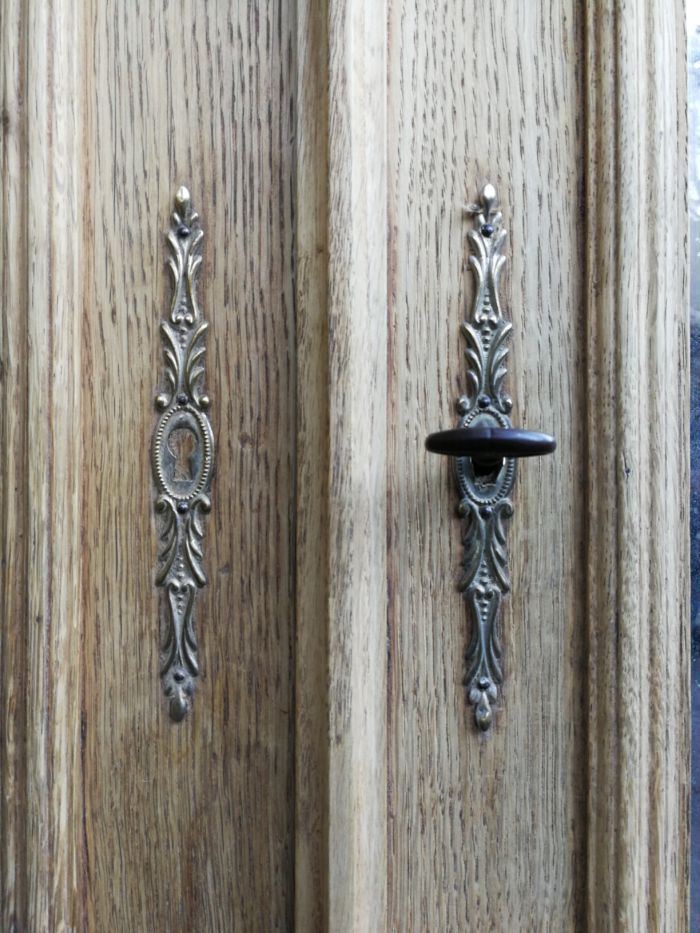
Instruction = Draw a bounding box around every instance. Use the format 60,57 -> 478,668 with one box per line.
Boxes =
425,427 -> 556,465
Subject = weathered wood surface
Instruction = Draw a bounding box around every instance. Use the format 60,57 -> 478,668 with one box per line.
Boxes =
386,2 -> 588,929
295,1 -> 388,928
584,2 -> 688,930
1,2 -> 295,929
382,1 -> 688,929
293,4 -> 332,929
1,0 -> 689,930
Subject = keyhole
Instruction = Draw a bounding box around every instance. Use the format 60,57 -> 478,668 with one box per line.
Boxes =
168,427 -> 198,482
472,457 -> 504,481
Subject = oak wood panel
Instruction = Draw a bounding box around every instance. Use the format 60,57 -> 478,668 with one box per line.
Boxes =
386,2 -> 588,929
1,0 -> 30,921
294,2 -> 330,928
584,1 -> 688,929
1,1 -> 87,925
324,1 -> 388,928
2,0 -> 690,929
2,1 -> 296,929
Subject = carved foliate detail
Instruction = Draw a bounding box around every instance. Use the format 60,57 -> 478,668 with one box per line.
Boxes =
456,184 -> 515,731
152,187 -> 214,721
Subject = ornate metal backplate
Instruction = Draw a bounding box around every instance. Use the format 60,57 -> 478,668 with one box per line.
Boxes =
152,187 -> 214,721
456,184 -> 515,731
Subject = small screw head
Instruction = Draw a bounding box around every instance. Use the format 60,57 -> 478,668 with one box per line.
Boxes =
177,501 -> 189,514
480,506 -> 493,519
477,395 -> 491,409
177,393 -> 188,405
481,223 -> 494,238
477,677 -> 490,690
177,224 -> 191,238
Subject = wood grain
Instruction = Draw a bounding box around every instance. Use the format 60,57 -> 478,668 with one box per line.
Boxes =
1,0 -> 689,929
0,0 -> 29,922
1,0 -> 87,925
295,1 -> 388,929
294,2 -> 330,928
584,1 -> 689,929
2,1 -> 296,929
386,1 -> 588,929
325,2 -> 388,927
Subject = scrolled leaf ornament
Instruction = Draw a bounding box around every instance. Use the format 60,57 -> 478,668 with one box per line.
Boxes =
425,183 -> 556,729
152,187 -> 214,721
457,183 -> 515,731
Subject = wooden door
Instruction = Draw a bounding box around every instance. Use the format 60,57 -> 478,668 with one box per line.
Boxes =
1,2 -> 296,929
1,1 -> 689,931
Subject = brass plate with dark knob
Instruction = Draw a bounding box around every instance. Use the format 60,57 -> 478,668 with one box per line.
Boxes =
425,183 -> 555,731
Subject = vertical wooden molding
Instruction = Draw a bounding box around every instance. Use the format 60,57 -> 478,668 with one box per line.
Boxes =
1,0 -> 86,927
296,0 -> 388,929
584,0 -> 689,928
0,0 -> 29,924
295,2 -> 331,928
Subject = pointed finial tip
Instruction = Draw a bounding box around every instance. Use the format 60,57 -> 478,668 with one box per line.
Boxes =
175,186 -> 191,210
481,183 -> 497,206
